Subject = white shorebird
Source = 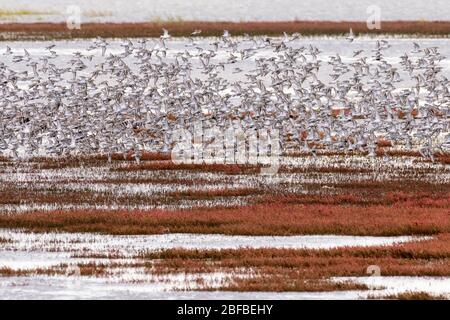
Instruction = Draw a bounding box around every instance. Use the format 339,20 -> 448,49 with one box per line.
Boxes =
0,34 -> 447,163
346,28 -> 355,42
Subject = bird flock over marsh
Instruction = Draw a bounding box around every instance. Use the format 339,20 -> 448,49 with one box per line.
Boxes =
0,30 -> 449,162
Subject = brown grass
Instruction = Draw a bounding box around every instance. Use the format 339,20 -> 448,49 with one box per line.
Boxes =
167,188 -> 263,199
377,138 -> 393,148
113,161 -> 380,175
0,262 -> 116,277
32,152 -> 171,169
84,177 -> 213,186
135,234 -> 450,291
0,152 -> 447,294
113,160 -> 448,175
436,153 -> 450,165
0,21 -> 450,40
0,152 -> 448,235
0,185 -> 259,207
113,162 -> 261,174
0,237 -> 11,244
76,262 -> 109,276
372,292 -> 449,300
70,252 -> 125,259
0,265 -> 68,276
0,200 -> 448,236
146,232 -> 450,260
264,190 -> 450,206
216,275 -> 368,292
16,151 -> 450,168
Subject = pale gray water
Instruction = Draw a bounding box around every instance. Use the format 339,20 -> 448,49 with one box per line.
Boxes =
0,276 -> 366,299
0,275 -> 448,299
0,229 -> 425,263
0,0 -> 448,23
3,37 -> 450,85
0,229 -> 432,299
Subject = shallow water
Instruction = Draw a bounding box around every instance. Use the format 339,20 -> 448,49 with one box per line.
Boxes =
3,37 -> 450,84
0,229 -> 426,266
334,276 -> 450,297
0,228 -> 430,299
0,275 -> 366,300
1,274 -> 448,300
0,0 -> 448,23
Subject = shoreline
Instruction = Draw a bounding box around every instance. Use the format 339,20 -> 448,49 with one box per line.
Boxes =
0,20 -> 449,40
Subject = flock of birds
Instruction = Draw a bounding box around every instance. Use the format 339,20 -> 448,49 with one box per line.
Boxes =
0,29 -> 449,163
